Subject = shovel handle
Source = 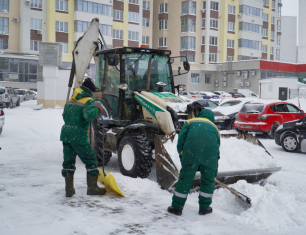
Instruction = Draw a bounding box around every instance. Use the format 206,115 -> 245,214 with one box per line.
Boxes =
215,178 -> 241,197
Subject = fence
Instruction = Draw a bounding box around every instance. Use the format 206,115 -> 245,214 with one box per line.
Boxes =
289,89 -> 306,99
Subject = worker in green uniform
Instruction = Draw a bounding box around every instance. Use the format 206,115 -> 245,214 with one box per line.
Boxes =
60,78 -> 106,197
167,109 -> 220,216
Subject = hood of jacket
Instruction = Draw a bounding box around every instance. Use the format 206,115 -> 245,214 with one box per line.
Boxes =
71,87 -> 93,101
197,109 -> 215,123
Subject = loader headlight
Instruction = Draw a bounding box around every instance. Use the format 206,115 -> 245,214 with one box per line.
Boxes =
276,124 -> 283,131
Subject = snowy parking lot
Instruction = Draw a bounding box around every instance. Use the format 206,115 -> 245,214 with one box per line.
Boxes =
1,101 -> 306,235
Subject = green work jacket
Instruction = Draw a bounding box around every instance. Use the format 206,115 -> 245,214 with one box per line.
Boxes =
177,109 -> 220,170
60,87 -> 100,145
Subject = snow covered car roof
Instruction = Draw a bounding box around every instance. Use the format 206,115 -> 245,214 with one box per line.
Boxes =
213,98 -> 260,115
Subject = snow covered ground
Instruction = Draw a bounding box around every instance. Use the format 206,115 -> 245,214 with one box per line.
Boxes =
1,101 -> 306,235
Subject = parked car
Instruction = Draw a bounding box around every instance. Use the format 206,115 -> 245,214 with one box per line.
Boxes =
0,107 -> 4,134
235,102 -> 304,139
228,92 -> 246,98
275,116 -> 306,152
179,91 -> 202,99
14,89 -> 27,102
15,89 -> 36,101
0,86 -> 20,108
213,98 -> 256,130
30,90 -> 37,100
199,91 -> 219,99
195,99 -> 219,110
213,91 -> 232,99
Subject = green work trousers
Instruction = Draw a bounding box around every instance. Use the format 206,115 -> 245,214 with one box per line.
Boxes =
61,142 -> 99,177
172,163 -> 216,211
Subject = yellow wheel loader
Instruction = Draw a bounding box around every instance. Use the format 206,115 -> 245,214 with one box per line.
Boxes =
68,18 -> 281,192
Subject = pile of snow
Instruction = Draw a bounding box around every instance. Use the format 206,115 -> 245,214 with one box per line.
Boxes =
163,136 -> 278,171
167,101 -> 190,113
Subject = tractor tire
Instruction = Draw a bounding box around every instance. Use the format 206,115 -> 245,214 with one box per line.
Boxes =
118,134 -> 153,178
281,133 -> 300,152
88,118 -> 112,166
267,123 -> 279,139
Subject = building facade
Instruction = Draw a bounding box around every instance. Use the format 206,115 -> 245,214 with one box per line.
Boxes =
280,16 -> 297,63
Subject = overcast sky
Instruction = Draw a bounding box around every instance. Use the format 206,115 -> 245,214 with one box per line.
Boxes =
282,0 -> 299,17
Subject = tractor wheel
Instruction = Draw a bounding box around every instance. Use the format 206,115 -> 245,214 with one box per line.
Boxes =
281,133 -> 299,152
118,134 -> 153,178
267,123 -> 279,139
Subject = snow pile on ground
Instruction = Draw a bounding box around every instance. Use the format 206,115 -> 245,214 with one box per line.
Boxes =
164,136 -> 278,171
1,101 -> 306,235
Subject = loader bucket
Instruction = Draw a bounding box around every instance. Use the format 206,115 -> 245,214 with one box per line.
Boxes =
155,133 -> 282,191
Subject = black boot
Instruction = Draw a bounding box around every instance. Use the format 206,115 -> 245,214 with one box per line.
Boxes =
65,172 -> 75,197
167,206 -> 182,216
199,207 -> 213,215
87,173 -> 106,195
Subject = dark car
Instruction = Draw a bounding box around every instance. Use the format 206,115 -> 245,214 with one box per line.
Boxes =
275,115 -> 306,152
196,99 -> 219,110
228,92 -> 246,98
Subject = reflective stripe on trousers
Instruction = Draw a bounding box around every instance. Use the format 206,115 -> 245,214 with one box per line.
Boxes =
174,191 -> 188,198
199,191 -> 213,198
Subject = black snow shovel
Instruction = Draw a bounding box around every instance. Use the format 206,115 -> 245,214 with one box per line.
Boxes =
215,178 -> 251,205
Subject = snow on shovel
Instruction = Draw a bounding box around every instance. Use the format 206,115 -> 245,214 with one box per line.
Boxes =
215,178 -> 251,205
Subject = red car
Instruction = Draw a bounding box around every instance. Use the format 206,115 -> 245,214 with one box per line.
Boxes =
234,102 -> 304,138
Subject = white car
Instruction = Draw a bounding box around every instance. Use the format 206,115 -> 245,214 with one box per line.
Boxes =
213,91 -> 232,99
179,91 -> 202,99
15,89 -> 36,101
0,107 -> 4,135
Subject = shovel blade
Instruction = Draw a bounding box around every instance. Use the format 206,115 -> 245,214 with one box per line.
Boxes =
97,169 -> 125,197
154,134 -> 180,190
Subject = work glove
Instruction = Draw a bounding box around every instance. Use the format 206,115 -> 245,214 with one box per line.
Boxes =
95,106 -> 102,114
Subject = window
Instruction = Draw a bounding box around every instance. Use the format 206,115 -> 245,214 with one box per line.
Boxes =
276,49 -> 280,60
202,1 -> 206,10
158,37 -> 167,47
239,22 -> 262,34
210,1 -> 218,11
75,1 -> 112,16
0,38 -> 8,50
129,12 -> 139,23
271,17 -> 275,24
228,22 -> 235,31
113,29 -> 123,39
286,104 -> 299,112
31,0 -> 42,9
227,39 -> 234,48
205,74 -> 211,84
129,0 -> 139,4
142,36 -> 149,45
113,10 -> 123,20
263,13 -> 268,21
277,34 -> 281,46
60,43 -> 68,53
159,3 -> 168,13
181,1 -> 196,15
262,44 -> 267,52
191,73 -> 201,83
0,17 -> 9,34
270,47 -> 274,54
209,36 -> 217,46
181,36 -> 195,50
278,5 -> 281,17
99,24 -> 112,36
143,1 -> 150,10
272,1 -> 275,10
181,18 -> 195,33
201,53 -> 205,62
143,18 -> 149,27
228,5 -> 235,14
210,19 -> 218,29
240,5 -> 262,17
128,31 -> 139,41
159,20 -> 167,30
30,40 -> 40,51
238,39 -> 262,50
75,20 -> 89,32
56,21 -> 68,32
201,36 -> 205,45
202,18 -> 205,28
209,53 -> 217,62
56,0 -> 68,12
227,56 -> 234,61
0,0 -> 9,12
271,31 -> 274,40
263,0 -> 269,6
277,20 -> 281,31
30,19 -> 42,30
262,28 -> 268,37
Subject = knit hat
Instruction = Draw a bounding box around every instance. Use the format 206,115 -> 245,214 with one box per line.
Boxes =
82,77 -> 96,93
